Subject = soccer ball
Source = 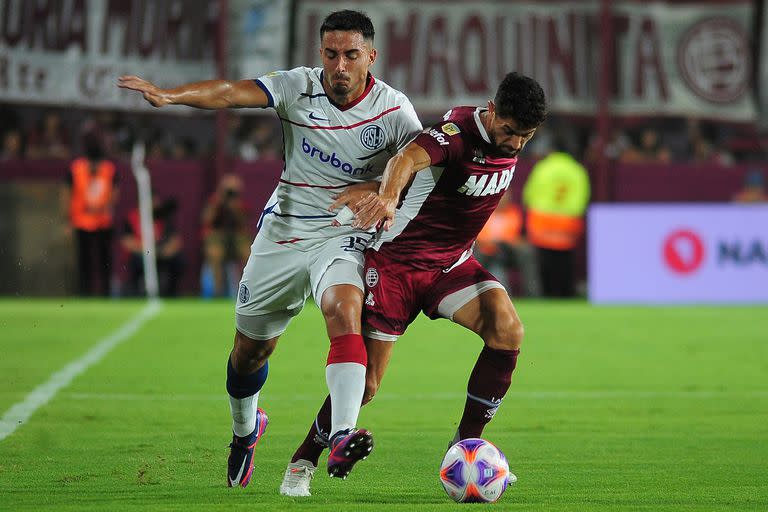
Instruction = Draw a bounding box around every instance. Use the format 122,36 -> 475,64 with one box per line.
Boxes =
439,438 -> 515,503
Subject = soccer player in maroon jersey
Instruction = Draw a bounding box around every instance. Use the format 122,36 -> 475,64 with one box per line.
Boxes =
285,73 -> 546,494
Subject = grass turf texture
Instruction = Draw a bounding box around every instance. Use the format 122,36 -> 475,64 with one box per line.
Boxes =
0,299 -> 766,511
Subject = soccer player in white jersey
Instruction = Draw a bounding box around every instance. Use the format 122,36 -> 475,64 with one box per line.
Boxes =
118,10 -> 422,491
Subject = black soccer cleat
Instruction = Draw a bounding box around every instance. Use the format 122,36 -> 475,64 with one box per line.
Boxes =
227,408 -> 268,488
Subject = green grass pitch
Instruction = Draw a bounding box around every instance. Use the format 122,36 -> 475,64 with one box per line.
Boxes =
1,299 -> 766,511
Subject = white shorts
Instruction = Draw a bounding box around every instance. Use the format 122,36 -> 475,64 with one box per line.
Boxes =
235,231 -> 371,340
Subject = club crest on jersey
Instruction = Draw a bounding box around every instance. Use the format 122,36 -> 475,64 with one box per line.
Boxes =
360,124 -> 385,150
441,123 -> 460,136
238,284 -> 250,304
365,267 -> 379,288
457,167 -> 515,197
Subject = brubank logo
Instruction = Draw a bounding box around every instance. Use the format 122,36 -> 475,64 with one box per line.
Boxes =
301,138 -> 373,176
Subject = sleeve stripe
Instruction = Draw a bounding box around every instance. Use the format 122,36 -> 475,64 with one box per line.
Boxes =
253,79 -> 274,108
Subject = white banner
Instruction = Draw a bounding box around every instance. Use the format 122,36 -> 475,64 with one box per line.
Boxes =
588,204 -> 768,304
0,0 -> 287,111
293,0 -> 757,120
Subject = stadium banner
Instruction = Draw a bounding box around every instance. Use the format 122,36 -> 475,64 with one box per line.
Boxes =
588,204 -> 768,304
293,0 -> 756,120
228,0 -> 290,81
0,0 -> 287,111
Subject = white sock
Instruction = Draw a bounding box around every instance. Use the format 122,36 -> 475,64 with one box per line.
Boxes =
229,391 -> 260,438
326,362 -> 366,437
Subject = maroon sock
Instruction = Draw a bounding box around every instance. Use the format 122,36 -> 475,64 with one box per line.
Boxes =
290,395 -> 332,465
457,346 -> 519,439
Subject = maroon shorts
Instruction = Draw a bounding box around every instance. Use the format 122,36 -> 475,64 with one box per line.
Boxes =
362,249 -> 501,340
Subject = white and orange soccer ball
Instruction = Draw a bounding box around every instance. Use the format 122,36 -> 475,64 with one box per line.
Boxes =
439,438 -> 516,503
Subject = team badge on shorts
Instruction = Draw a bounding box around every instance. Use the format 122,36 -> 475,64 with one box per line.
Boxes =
360,124 -> 385,150
365,267 -> 379,288
238,283 -> 250,304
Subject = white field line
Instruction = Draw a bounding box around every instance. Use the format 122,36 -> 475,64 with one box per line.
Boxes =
0,300 -> 163,441
48,389 -> 768,403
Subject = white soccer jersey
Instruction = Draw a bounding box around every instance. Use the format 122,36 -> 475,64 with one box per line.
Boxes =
254,67 -> 422,245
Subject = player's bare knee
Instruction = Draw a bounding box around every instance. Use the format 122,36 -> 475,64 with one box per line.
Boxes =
484,315 -> 523,351
322,298 -> 362,333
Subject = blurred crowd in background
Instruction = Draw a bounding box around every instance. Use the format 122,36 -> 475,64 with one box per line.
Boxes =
2,102 -> 766,300
0,105 -> 282,163
2,104 -> 767,165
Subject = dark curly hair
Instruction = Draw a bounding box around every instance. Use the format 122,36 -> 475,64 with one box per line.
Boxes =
494,72 -> 547,130
320,10 -> 375,41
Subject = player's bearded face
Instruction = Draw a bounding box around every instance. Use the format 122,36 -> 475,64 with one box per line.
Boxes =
490,115 -> 536,158
320,31 -> 376,103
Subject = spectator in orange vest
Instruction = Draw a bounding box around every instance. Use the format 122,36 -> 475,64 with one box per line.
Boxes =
61,130 -> 119,296
121,195 -> 185,297
475,192 -> 541,297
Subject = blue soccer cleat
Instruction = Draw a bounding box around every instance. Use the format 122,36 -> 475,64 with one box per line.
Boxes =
326,428 -> 374,479
227,408 -> 268,488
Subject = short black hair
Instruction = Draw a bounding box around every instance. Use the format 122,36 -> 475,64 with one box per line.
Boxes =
320,10 -> 375,41
494,72 -> 547,130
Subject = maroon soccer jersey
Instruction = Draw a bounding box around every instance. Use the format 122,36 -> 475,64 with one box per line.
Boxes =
371,106 -> 518,270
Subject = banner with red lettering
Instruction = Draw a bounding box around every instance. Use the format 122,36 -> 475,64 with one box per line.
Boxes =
293,0 -> 757,121
0,0 -> 287,111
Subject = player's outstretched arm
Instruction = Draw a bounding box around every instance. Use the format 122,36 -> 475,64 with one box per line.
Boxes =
353,142 -> 432,231
117,76 -> 269,109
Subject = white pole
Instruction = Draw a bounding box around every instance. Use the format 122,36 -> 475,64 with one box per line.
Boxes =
130,143 -> 159,299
